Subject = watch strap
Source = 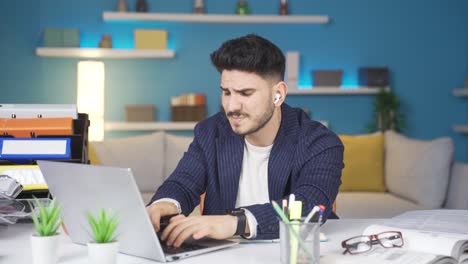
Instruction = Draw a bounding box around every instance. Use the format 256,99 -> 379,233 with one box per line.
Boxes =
229,209 -> 246,236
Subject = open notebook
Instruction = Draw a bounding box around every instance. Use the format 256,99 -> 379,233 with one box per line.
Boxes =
336,210 -> 468,264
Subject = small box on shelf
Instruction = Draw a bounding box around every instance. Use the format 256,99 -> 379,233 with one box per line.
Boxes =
43,28 -> 80,47
134,29 -> 167,50
171,93 -> 206,122
358,67 -> 389,87
312,70 -> 343,87
171,105 -> 206,122
125,104 -> 155,122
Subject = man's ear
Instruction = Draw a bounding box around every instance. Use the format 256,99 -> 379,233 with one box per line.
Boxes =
274,81 -> 288,106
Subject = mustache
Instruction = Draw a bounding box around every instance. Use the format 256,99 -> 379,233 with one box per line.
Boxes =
226,112 -> 248,118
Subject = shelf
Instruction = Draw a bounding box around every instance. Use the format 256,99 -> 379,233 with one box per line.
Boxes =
103,12 -> 329,24
288,87 -> 389,95
453,89 -> 468,97
454,125 -> 468,134
105,122 -> 196,131
36,48 -> 175,59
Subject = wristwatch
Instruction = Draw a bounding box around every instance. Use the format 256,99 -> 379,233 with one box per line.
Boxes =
228,209 -> 246,236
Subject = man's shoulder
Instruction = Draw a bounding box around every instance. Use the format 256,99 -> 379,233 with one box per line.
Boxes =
291,109 -> 343,150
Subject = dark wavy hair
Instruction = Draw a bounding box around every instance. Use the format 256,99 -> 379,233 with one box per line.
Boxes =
210,34 -> 285,82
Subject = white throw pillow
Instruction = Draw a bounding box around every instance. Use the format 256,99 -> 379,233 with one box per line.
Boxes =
91,132 -> 165,192
385,131 -> 453,208
164,134 -> 194,178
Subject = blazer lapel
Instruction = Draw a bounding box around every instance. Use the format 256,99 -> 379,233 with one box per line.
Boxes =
216,130 -> 244,210
268,105 -> 298,200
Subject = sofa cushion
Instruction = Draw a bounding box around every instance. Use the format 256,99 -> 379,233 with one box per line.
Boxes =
338,132 -> 386,192
336,192 -> 430,218
444,162 -> 468,209
385,131 -> 453,208
164,134 -> 194,178
90,132 -> 165,192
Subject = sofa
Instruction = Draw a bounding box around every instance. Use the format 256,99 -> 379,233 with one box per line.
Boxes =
89,130 -> 468,219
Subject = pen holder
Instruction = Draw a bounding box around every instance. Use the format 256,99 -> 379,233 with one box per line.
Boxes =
280,220 -> 320,264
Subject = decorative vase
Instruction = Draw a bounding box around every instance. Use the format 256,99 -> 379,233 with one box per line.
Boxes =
99,34 -> 113,48
279,0 -> 288,15
136,0 -> 148,12
235,0 -> 250,15
117,0 -> 128,12
31,234 -> 60,264
88,241 -> 119,264
193,0 -> 205,14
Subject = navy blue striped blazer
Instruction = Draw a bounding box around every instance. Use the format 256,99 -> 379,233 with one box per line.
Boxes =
151,103 -> 344,239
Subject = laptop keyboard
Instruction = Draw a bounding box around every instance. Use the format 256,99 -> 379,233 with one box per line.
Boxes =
159,238 -> 208,255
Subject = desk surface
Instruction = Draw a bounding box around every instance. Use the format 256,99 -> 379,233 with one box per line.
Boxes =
0,219 -> 385,263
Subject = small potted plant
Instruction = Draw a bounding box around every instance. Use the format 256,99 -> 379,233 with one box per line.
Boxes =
86,209 -> 120,264
29,197 -> 62,264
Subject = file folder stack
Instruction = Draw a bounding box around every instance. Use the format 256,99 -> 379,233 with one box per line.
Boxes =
0,104 -> 90,199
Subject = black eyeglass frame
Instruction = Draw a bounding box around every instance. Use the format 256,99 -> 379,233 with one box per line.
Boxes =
341,231 -> 404,255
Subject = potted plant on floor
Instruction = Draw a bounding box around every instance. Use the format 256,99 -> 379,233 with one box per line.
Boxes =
367,88 -> 405,132
86,209 -> 120,264
29,197 -> 62,264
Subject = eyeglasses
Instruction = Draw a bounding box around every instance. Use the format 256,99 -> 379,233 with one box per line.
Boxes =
341,231 -> 404,254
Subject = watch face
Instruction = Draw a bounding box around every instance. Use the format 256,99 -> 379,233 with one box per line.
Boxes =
229,209 -> 244,216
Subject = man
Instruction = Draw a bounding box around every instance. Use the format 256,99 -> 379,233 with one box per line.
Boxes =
147,34 -> 344,247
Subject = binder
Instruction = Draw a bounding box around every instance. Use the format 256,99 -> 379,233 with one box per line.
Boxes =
0,137 -> 71,160
0,165 -> 47,191
0,117 -> 73,138
0,104 -> 77,119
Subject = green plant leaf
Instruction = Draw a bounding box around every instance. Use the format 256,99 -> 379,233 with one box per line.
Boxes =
43,205 -> 61,236
86,209 -> 120,243
28,200 -> 43,236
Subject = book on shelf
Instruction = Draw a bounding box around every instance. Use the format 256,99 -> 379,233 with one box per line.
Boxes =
335,210 -> 468,264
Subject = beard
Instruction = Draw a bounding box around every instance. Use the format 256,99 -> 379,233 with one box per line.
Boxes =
225,104 -> 275,136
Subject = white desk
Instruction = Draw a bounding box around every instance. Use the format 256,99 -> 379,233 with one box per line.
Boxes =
0,219 -> 385,263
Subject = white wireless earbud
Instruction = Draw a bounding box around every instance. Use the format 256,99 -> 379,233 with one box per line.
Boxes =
274,93 -> 281,104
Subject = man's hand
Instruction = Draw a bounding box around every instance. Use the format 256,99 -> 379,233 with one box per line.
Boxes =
146,201 -> 179,232
160,214 -> 237,248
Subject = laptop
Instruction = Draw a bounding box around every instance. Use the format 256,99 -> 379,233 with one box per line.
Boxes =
37,160 -> 238,262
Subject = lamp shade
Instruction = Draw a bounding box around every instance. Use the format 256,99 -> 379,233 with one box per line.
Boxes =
77,61 -> 105,141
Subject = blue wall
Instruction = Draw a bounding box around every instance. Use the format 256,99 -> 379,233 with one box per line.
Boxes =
0,0 -> 467,161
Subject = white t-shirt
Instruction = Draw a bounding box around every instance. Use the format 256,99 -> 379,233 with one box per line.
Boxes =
155,138 -> 273,239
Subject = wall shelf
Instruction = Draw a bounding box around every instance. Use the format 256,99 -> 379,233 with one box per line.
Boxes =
454,125 -> 468,134
288,87 -> 389,95
453,89 -> 468,97
36,47 -> 175,59
103,12 -> 329,24
105,122 -> 196,131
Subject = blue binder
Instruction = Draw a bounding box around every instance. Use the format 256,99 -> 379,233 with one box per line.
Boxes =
0,138 -> 71,160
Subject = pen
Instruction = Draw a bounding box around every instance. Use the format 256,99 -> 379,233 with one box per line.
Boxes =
288,194 -> 295,219
271,200 -> 290,223
318,205 -> 325,225
304,205 -> 320,223
282,199 -> 288,217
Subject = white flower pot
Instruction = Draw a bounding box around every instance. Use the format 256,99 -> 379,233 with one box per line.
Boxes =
30,234 -> 60,264
88,241 -> 119,264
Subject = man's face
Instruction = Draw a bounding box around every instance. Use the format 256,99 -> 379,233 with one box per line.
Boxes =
220,70 -> 276,136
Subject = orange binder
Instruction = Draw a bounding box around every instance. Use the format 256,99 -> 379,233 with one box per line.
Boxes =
0,117 -> 73,138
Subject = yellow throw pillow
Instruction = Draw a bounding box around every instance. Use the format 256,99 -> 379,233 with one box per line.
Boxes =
338,132 -> 386,192
88,143 -> 101,165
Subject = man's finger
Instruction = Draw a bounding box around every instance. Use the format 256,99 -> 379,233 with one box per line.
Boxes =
166,218 -> 197,246
192,227 -> 210,240
173,224 -> 202,248
161,215 -> 188,241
